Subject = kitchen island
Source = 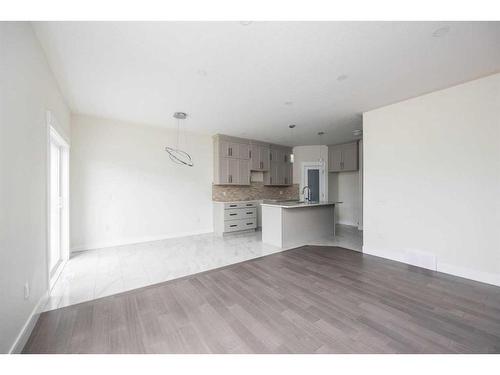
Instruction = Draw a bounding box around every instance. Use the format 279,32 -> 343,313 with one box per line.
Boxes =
261,201 -> 336,248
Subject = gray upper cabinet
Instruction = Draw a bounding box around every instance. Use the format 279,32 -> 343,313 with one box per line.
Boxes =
250,144 -> 270,171
328,141 -> 359,172
238,143 -> 251,160
214,134 -> 292,186
263,145 -> 293,186
214,135 -> 251,185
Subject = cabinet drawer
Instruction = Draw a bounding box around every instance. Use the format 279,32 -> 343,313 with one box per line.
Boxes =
224,218 -> 257,232
224,201 -> 257,209
224,208 -> 256,220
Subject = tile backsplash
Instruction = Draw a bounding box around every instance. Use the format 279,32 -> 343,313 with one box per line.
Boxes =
212,181 -> 299,202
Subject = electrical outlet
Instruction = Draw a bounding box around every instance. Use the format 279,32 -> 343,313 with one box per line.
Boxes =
24,282 -> 30,300
279,191 -> 283,195
223,191 -> 226,196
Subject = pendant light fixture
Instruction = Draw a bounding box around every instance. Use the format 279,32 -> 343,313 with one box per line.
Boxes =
318,131 -> 325,163
165,112 -> 194,167
288,124 -> 296,163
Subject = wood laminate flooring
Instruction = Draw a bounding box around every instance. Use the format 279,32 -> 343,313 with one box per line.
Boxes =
23,246 -> 500,353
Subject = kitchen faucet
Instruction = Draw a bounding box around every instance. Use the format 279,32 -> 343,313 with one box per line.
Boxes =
302,186 -> 311,202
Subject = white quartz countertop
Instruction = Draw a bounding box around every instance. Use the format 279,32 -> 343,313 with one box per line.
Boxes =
261,200 -> 337,209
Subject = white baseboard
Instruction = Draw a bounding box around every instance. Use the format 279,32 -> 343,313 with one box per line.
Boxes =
336,220 -> 357,226
362,246 -> 500,287
9,291 -> 49,354
438,262 -> 500,287
71,228 -> 214,252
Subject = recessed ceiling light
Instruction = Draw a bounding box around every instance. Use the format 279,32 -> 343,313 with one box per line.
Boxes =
197,69 -> 208,77
337,74 -> 348,82
432,26 -> 450,38
240,21 -> 253,26
284,101 -> 293,106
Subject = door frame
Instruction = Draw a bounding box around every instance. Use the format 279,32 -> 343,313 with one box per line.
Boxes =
301,161 -> 327,201
46,111 -> 70,291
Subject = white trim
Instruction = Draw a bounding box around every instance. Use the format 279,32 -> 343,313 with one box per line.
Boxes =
337,220 -> 358,226
71,228 -> 214,252
46,111 -> 70,291
8,291 -> 49,354
438,262 -> 500,287
362,246 -> 500,287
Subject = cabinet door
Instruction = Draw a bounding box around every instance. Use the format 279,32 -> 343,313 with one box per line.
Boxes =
270,148 -> 282,164
221,141 -> 239,158
260,146 -> 270,170
341,142 -> 358,171
283,164 -> 293,185
328,146 -> 343,172
269,162 -> 279,185
227,158 -> 239,184
250,144 -> 260,170
238,143 -> 250,160
238,159 -> 250,185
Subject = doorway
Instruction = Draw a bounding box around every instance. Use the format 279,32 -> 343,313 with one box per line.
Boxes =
47,112 -> 70,290
301,161 -> 326,202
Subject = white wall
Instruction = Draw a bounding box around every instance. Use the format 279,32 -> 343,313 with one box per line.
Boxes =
71,115 -> 213,251
328,140 -> 363,227
329,172 -> 360,226
0,22 -> 71,353
363,73 -> 500,285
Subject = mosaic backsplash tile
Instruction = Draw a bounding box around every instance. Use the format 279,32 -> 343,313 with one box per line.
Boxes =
212,181 -> 299,202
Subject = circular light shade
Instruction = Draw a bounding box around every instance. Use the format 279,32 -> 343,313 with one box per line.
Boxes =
173,112 -> 187,119
165,147 -> 194,167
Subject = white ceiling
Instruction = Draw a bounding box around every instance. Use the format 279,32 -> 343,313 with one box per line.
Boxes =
33,21 -> 500,146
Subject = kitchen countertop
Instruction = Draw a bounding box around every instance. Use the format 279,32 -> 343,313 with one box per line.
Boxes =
261,200 -> 338,209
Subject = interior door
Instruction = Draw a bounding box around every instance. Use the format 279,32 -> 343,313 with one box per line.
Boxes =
307,169 -> 320,202
49,141 -> 62,276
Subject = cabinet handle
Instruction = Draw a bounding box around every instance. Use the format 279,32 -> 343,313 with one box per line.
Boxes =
230,224 -> 237,228
229,147 -> 232,156
229,204 -> 237,207
229,213 -> 237,216
246,223 -> 254,225
246,211 -> 253,214
246,203 -> 253,206
229,174 -> 232,183
249,150 -> 252,158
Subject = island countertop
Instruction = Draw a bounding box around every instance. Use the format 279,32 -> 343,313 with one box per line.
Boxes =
261,201 -> 338,209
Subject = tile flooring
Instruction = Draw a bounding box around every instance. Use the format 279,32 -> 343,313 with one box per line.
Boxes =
44,224 -> 362,311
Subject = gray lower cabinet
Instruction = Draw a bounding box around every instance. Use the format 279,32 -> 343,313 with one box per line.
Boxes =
328,141 -> 358,172
214,201 -> 258,235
